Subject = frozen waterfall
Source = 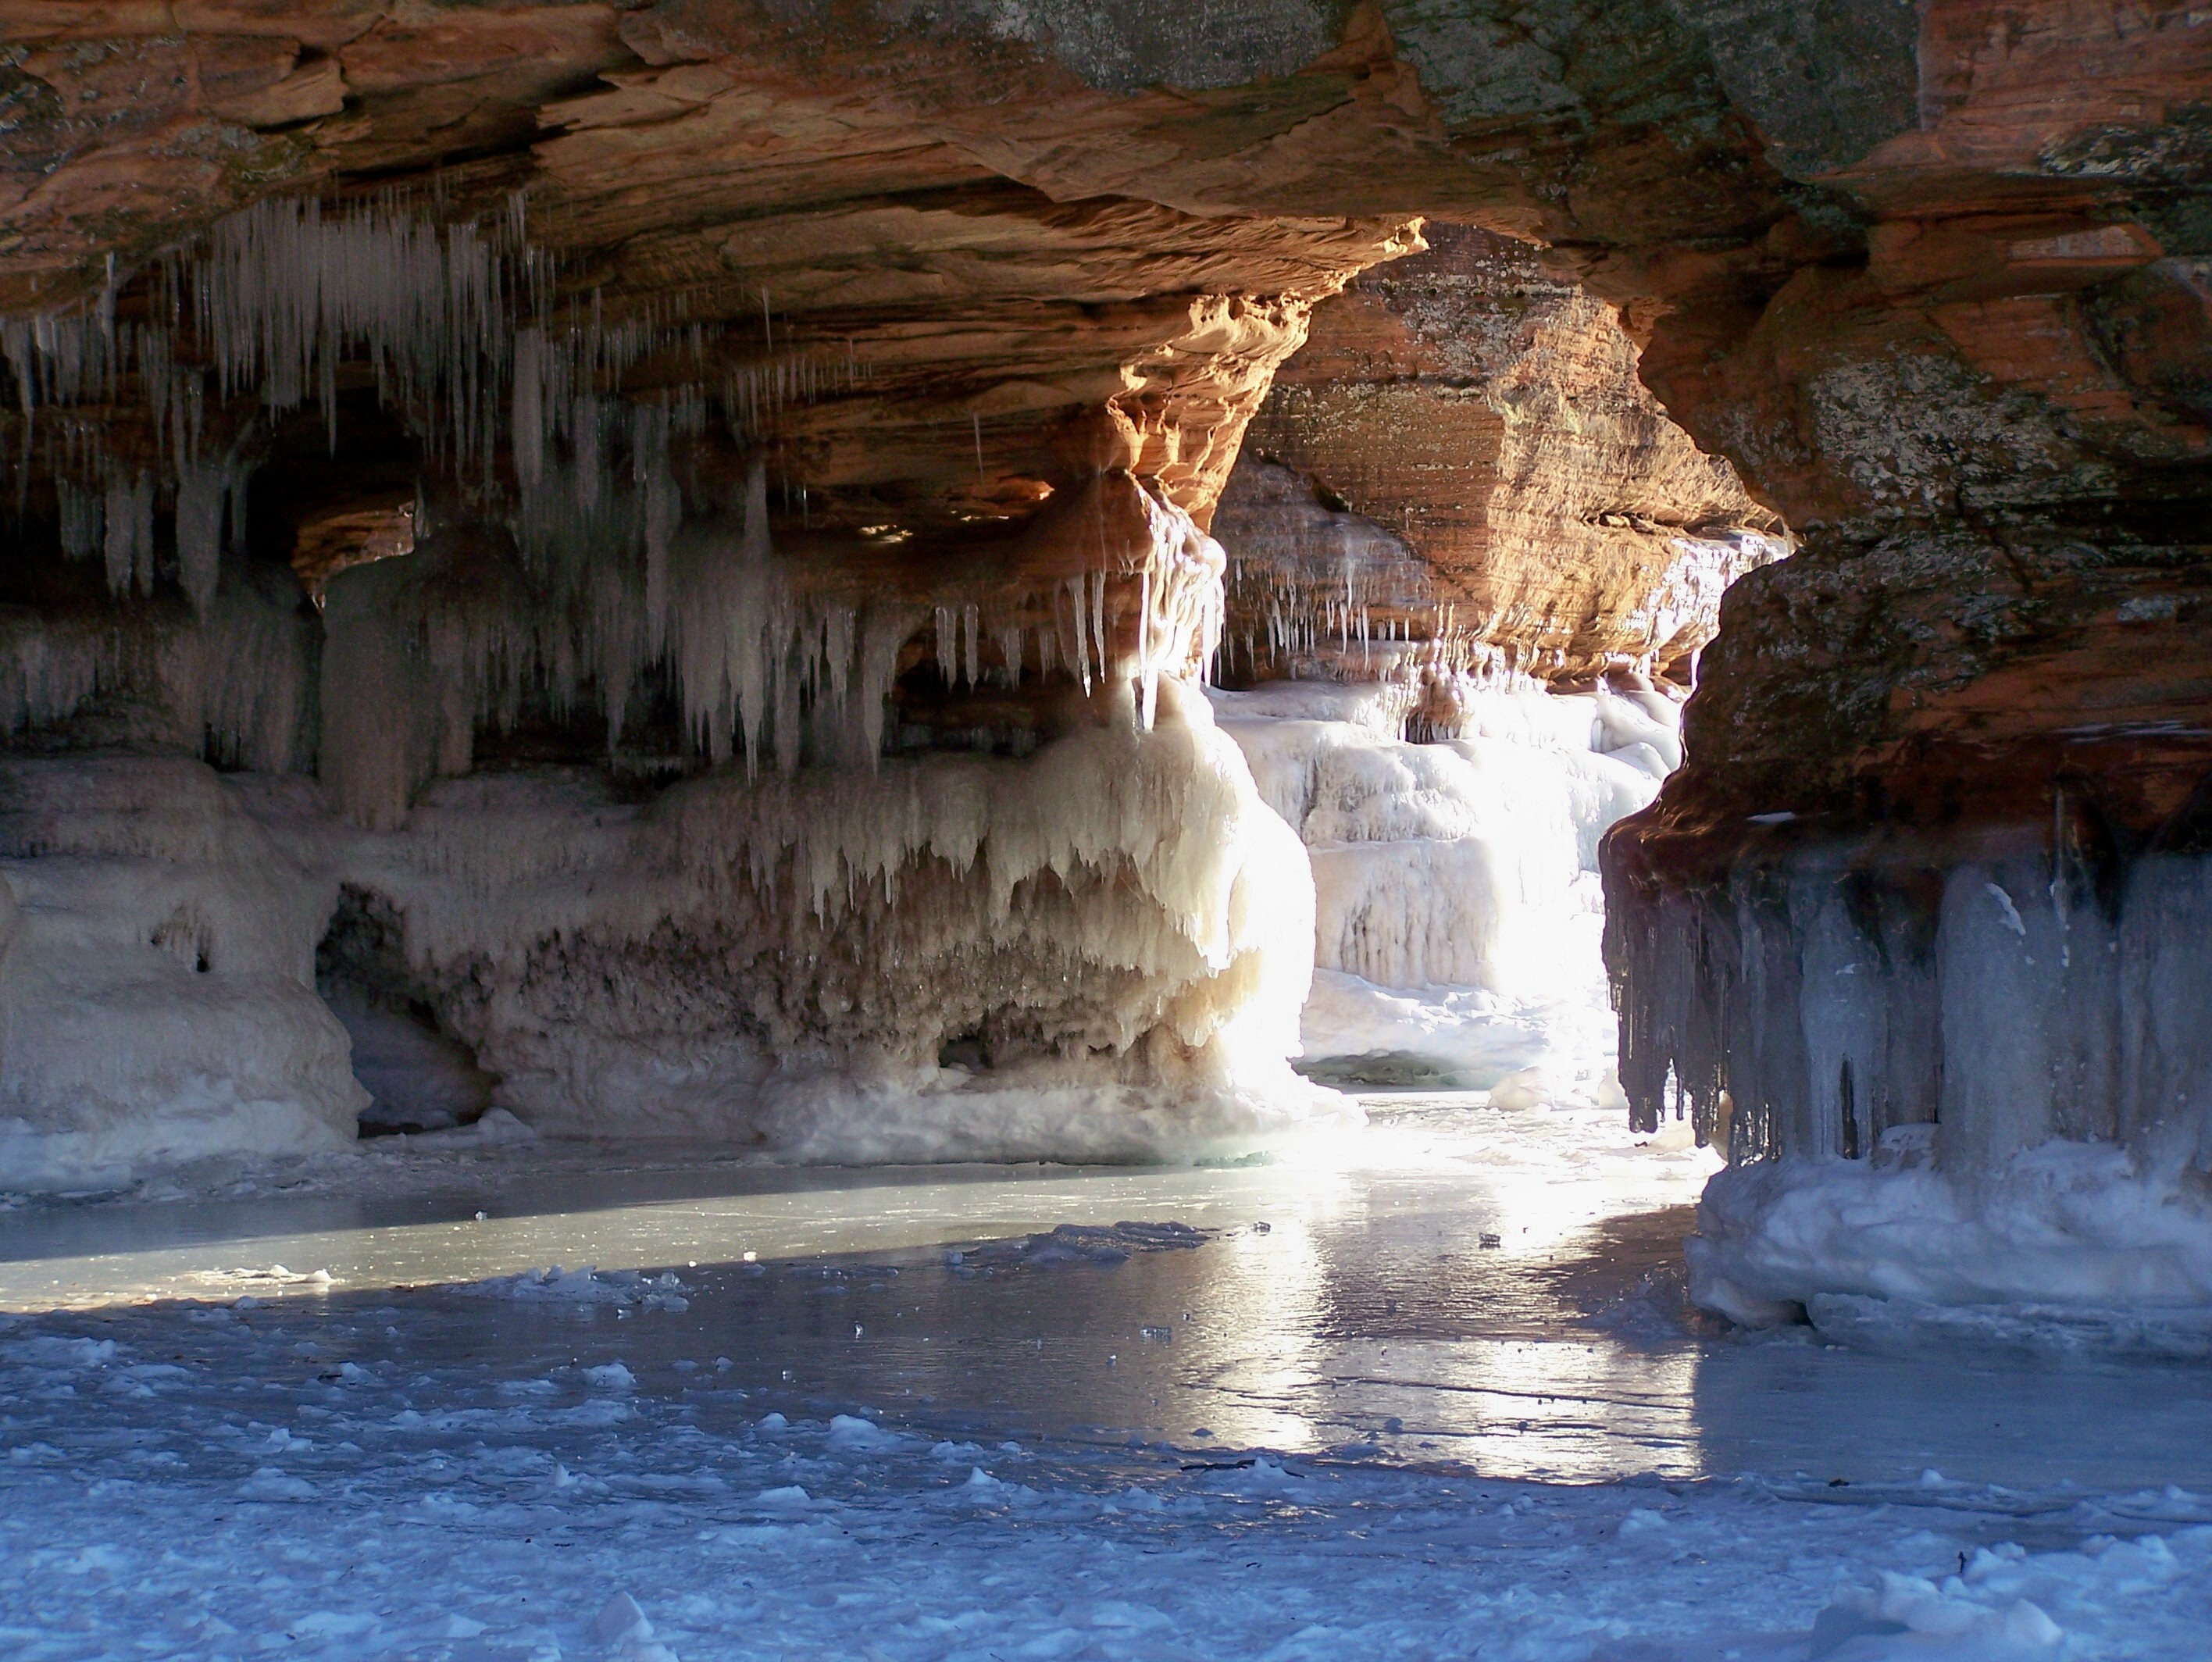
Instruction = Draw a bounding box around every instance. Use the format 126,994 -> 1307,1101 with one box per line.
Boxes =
1211,675 -> 1677,1108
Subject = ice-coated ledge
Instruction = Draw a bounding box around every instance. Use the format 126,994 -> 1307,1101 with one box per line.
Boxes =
1687,1136 -> 2212,1329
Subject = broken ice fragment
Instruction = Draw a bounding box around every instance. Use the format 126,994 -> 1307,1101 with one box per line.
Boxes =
588,1592 -> 651,1647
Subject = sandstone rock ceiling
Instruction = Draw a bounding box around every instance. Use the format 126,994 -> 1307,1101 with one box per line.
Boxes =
1227,223 -> 1783,681
0,0 -> 2205,832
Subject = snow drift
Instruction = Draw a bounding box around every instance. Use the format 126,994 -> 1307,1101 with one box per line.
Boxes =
1688,1135 -> 2212,1333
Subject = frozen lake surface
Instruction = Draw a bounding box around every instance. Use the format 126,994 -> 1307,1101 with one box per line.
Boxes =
5,1095 -> 2210,1659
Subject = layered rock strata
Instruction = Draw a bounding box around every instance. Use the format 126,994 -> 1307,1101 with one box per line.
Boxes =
1217,224 -> 1786,687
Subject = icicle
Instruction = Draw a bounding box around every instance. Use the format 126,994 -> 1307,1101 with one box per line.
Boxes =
227,462 -> 252,566
935,605 -> 958,687
512,327 -> 544,489
102,471 -> 155,597
175,463 -> 226,614
57,480 -> 102,562
643,461 -> 678,654
1091,572 -> 1108,681
1068,576 -> 1093,695
822,608 -> 855,708
573,396 -> 601,514
736,461 -> 774,777
1138,564 -> 1156,730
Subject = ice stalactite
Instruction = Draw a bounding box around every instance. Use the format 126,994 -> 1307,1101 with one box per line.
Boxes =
321,456 -> 930,827
1604,815 -> 2212,1322
55,480 -> 102,562
324,436 -> 1233,828
102,472 -> 155,598
1210,459 -> 1509,689
0,194 -> 872,632
172,462 -> 233,616
1133,487 -> 1226,719
659,465 -> 914,776
1605,824 -> 2212,1166
42,458 -> 245,611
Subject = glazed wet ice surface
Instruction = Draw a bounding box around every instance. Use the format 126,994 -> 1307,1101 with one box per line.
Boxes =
5,1096 -> 2209,1495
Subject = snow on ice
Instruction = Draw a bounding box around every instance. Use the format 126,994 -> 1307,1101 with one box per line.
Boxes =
2,1276 -> 2209,1660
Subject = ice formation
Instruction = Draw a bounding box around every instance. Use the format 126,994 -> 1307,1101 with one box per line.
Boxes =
0,187 -> 1331,1186
0,193 -> 1218,797
1607,817 -> 2212,1320
1611,527 -> 1791,678
1211,676 -> 1669,1093
325,673 -> 1321,1154
0,760 -> 362,1191
0,670 -> 1327,1186
0,567 -> 317,770
1,196 -> 852,498
1686,1133 -> 2212,1331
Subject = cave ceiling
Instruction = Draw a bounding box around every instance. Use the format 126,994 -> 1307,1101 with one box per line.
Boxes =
0,0 -> 2203,827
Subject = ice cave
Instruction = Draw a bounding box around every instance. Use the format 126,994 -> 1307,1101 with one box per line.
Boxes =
1,5 -> 2208,1657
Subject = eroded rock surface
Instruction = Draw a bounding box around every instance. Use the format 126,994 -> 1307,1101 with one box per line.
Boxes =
1218,223 -> 1784,683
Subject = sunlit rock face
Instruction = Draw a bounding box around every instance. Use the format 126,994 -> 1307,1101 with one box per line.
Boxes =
0,2 -> 2203,1218
1217,225 -> 1785,686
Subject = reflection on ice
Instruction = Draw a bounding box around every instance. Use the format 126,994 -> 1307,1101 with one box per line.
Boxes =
7,1086 -> 2207,1495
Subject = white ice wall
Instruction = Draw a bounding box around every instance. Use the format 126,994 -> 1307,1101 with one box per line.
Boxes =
0,683 -> 1327,1189
0,761 -> 362,1189
1214,680 -> 1665,995
1608,822 -> 2212,1323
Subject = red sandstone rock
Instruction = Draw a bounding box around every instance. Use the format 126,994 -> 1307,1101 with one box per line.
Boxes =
0,0 -> 2197,831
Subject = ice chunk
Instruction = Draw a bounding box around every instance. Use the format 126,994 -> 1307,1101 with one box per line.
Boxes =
588,1592 -> 651,1646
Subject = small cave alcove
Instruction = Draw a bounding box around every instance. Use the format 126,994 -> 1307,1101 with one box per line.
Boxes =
315,884 -> 499,1137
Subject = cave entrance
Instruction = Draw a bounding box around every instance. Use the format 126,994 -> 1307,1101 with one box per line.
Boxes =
315,884 -> 498,1138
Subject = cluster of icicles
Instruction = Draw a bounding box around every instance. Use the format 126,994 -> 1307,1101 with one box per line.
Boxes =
324,452 -> 1228,830
0,194 -> 1229,794
0,193 -> 872,612
1218,553 -> 1506,685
